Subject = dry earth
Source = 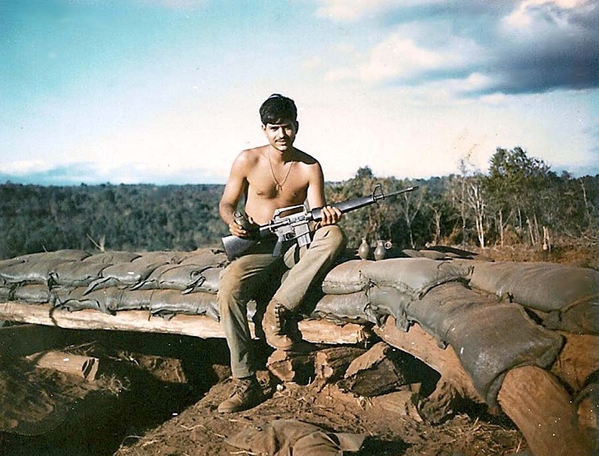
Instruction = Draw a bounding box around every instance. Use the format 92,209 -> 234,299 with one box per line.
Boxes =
0,335 -> 527,456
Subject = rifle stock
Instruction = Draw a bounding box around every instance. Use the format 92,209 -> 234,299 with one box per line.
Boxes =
221,184 -> 418,260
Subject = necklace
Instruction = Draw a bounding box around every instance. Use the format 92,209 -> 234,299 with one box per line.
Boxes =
268,152 -> 294,192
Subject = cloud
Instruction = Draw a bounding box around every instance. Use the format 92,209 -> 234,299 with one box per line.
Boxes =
135,0 -> 206,8
318,0 -> 599,96
0,161 -> 224,186
315,0 -> 449,22
315,0 -> 398,21
326,30 -> 486,87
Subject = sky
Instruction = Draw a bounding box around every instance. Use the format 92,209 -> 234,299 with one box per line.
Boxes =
1,0 -> 598,186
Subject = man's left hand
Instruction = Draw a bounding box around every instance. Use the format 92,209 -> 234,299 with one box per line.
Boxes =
320,206 -> 342,226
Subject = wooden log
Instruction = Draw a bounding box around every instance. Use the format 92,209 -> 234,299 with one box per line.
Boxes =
497,365 -> 592,456
576,382 -> 598,432
373,318 -> 483,403
266,349 -> 315,384
0,302 -> 226,338
378,319 -> 593,453
298,318 -> 372,345
339,342 -> 407,397
314,346 -> 366,382
26,350 -> 99,381
369,388 -> 423,421
550,332 -> 599,392
0,302 -> 369,345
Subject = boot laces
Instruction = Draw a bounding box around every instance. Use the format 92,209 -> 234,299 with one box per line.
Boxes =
232,378 -> 255,396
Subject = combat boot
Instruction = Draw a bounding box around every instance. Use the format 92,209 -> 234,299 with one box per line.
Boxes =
217,376 -> 264,413
262,300 -> 302,351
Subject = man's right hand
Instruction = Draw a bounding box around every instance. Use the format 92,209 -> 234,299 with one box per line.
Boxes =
230,211 -> 258,238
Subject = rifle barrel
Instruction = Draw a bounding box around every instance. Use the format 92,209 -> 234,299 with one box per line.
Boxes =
376,185 -> 419,201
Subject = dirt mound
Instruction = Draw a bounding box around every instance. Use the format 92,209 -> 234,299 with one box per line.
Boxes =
113,365 -> 526,456
0,330 -> 527,456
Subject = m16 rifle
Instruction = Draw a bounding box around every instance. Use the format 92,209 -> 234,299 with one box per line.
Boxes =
221,184 -> 418,260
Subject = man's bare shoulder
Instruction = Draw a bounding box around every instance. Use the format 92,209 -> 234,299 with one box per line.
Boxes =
293,148 -> 320,167
239,145 -> 267,159
233,146 -> 267,168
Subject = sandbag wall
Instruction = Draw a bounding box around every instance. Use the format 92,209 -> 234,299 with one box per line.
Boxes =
0,248 -> 597,409
315,257 -> 573,405
0,249 -> 227,320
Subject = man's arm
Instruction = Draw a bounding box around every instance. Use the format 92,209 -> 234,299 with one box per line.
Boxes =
219,152 -> 252,237
306,162 -> 342,226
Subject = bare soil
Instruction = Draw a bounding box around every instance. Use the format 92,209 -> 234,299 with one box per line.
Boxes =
0,333 -> 526,456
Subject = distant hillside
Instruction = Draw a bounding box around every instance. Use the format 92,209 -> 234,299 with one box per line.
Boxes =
0,183 -> 224,259
1,149 -> 598,260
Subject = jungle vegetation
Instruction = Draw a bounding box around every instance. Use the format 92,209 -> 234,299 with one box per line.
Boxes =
1,147 -> 597,260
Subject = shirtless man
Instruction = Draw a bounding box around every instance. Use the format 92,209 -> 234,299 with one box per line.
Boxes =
217,94 -> 346,413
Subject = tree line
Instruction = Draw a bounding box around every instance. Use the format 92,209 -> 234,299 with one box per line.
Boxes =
1,147 -> 597,260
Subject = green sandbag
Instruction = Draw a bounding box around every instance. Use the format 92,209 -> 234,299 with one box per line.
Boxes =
178,248 -> 228,268
544,295 -> 599,335
0,259 -> 71,285
407,282 -> 564,405
469,261 -> 599,312
361,258 -> 473,298
321,260 -> 370,294
49,261 -> 108,287
149,289 -> 219,320
134,264 -> 222,293
311,291 -> 375,325
12,284 -> 51,304
81,251 -> 140,264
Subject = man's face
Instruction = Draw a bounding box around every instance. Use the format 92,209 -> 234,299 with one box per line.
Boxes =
262,119 -> 298,152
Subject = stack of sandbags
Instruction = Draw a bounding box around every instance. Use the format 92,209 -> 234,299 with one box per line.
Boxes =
312,257 -> 568,405
468,261 -> 599,335
0,249 -> 228,320
0,250 -> 93,304
312,258 -> 474,329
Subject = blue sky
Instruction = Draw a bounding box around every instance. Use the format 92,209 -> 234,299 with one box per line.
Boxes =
1,0 -> 598,185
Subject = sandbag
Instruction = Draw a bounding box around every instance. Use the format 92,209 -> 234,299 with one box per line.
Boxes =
81,251 -> 140,264
469,261 -> 599,312
149,289 -> 219,320
178,248 -> 228,268
111,289 -> 154,311
408,282 -> 564,404
0,286 -> 12,302
361,258 -> 473,298
311,291 -> 376,325
54,287 -> 123,314
12,284 -> 51,304
544,295 -> 599,335
0,257 -> 26,272
0,259 -> 72,285
52,286 -> 152,313
321,260 -> 370,295
49,261 -> 108,287
132,251 -> 191,264
226,419 -> 365,456
368,285 -> 413,330
85,255 -> 174,292
13,250 -> 91,262
133,264 -> 222,293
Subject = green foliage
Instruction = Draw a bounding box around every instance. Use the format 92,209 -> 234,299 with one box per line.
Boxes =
0,183 -> 223,259
0,150 -> 597,260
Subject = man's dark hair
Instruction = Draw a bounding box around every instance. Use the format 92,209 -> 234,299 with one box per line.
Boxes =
259,94 -> 297,125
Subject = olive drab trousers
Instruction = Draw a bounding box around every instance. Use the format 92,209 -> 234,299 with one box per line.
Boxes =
217,225 -> 346,379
